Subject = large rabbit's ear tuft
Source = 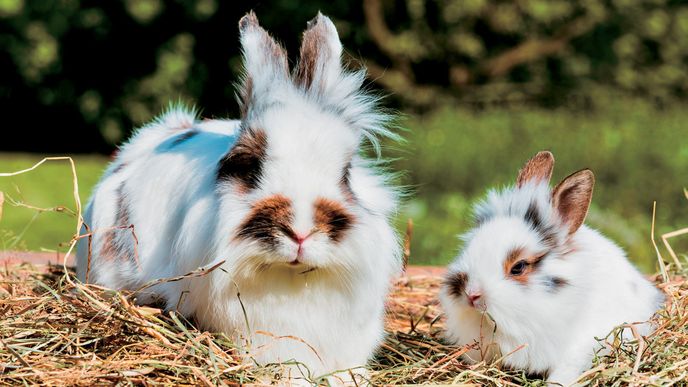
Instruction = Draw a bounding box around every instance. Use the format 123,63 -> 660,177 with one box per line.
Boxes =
294,12 -> 343,94
516,151 -> 555,188
237,11 -> 289,118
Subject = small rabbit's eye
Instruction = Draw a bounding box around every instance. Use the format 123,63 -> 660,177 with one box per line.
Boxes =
510,260 -> 528,276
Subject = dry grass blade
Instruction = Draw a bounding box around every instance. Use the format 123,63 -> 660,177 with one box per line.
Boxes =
132,259 -> 227,296
662,228 -> 688,270
0,157 -> 82,237
651,201 -> 669,283
402,218 -> 413,272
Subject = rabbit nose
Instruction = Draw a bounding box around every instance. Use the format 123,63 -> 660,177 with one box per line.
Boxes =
467,292 -> 482,307
288,231 -> 313,255
293,234 -> 307,245
286,229 -> 310,244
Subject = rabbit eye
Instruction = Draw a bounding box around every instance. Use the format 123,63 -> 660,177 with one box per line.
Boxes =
510,260 -> 528,276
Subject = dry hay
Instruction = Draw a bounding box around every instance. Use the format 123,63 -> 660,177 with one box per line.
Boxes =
0,262 -> 686,386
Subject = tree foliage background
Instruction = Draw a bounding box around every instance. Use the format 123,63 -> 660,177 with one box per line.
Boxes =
2,0 -> 687,151
1,0 -> 686,266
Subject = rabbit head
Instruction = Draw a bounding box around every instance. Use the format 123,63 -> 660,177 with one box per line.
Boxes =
217,12 -> 396,276
442,151 -> 595,331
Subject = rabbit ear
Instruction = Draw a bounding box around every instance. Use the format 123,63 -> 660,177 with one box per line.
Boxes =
238,11 -> 289,118
516,151 -> 555,188
552,169 -> 594,235
294,12 -> 343,93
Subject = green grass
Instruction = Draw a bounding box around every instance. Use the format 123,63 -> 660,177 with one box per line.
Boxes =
1,97 -> 686,271
0,154 -> 107,252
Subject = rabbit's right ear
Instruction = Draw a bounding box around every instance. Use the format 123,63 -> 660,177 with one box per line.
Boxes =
238,11 -> 289,118
516,151 -> 555,188
294,13 -> 343,94
552,169 -> 594,235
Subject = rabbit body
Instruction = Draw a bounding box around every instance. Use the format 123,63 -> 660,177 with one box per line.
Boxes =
440,152 -> 663,385
77,12 -> 401,382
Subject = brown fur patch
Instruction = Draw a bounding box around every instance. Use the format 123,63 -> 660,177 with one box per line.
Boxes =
239,76 -> 253,119
295,15 -> 332,90
217,129 -> 268,190
100,187 -> 134,262
237,194 -> 295,244
503,247 -> 547,284
99,231 -> 118,261
445,272 -> 468,298
238,12 -> 288,71
516,151 -> 555,188
552,169 -> 594,235
314,198 -> 354,242
116,193 -> 130,228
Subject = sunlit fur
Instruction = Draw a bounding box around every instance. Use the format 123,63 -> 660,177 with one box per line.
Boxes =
440,180 -> 664,385
77,13 -> 401,384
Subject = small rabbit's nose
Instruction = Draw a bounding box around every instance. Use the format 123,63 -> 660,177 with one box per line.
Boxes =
467,292 -> 482,307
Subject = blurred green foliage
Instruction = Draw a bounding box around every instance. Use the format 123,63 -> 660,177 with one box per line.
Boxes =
362,0 -> 688,106
0,0 -> 358,151
2,0 -> 688,149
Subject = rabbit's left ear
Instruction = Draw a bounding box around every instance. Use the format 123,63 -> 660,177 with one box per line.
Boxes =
552,169 -> 594,235
516,151 -> 555,188
294,12 -> 343,93
238,11 -> 289,118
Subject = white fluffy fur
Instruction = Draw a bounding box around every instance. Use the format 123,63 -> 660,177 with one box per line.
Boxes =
440,178 -> 664,385
77,13 -> 401,384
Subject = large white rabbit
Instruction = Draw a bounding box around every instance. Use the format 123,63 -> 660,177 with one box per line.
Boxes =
439,151 -> 664,386
77,12 -> 401,384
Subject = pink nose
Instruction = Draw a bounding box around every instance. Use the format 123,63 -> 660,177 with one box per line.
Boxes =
294,235 -> 306,245
289,233 -> 312,257
467,292 -> 482,307
292,233 -> 309,246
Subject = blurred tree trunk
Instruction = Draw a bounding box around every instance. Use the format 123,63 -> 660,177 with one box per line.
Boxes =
362,0 -> 607,107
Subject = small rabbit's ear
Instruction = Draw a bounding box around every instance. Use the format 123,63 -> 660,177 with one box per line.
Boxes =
238,11 -> 288,117
552,169 -> 594,235
516,151 -> 555,188
294,12 -> 343,93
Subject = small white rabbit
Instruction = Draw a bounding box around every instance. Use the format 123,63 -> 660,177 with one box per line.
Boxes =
77,12 -> 401,384
439,151 -> 664,385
